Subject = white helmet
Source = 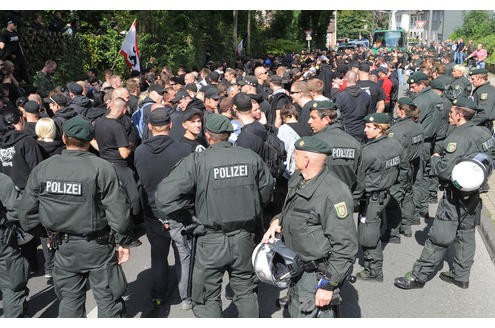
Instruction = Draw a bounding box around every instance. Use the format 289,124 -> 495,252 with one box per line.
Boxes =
451,152 -> 493,192
251,239 -> 302,288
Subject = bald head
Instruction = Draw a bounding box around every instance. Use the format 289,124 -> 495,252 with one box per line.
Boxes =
112,87 -> 130,102
344,70 -> 357,86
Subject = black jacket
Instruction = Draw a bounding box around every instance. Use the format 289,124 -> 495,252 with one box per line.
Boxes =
53,106 -> 78,139
69,95 -> 93,115
134,135 -> 191,218
335,85 -> 370,139
0,129 -> 44,189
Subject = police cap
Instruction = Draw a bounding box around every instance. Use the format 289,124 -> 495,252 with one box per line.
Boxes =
469,68 -> 488,76
398,97 -> 416,106
294,136 -> 331,155
452,96 -> 479,111
149,107 -> 171,126
430,79 -> 446,90
407,71 -> 429,84
63,115 -> 94,141
311,100 -> 337,111
205,113 -> 233,133
363,112 -> 391,124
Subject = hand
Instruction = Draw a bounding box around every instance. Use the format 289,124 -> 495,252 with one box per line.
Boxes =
315,288 -> 333,308
261,219 -> 281,243
117,246 -> 130,264
432,153 -> 440,157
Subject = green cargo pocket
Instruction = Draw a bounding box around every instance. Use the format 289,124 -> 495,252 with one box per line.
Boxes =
358,216 -> 381,248
429,217 -> 458,247
5,253 -> 29,291
106,262 -> 127,299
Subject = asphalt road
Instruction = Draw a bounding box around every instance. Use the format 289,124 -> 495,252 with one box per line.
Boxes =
2,196 -> 495,318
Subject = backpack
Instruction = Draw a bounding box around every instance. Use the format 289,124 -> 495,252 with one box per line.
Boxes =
262,124 -> 287,180
267,92 -> 291,126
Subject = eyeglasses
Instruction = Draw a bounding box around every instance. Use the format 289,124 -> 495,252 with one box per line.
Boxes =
290,90 -> 301,95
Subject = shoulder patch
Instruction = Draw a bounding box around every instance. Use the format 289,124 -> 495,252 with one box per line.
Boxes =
480,93 -> 488,101
388,132 -> 394,138
446,142 -> 457,153
334,202 -> 348,219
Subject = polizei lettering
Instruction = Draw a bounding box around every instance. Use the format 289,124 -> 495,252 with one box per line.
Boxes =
213,164 -> 248,180
385,156 -> 400,169
332,148 -> 355,159
482,138 -> 495,151
45,181 -> 82,196
411,134 -> 423,144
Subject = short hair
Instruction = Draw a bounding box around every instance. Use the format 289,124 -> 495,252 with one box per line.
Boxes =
307,78 -> 324,94
44,59 -> 57,68
206,130 -> 230,142
280,103 -> 299,120
291,80 -> 310,97
35,117 -> 56,141
453,64 -> 468,76
126,78 -> 139,93
312,108 -> 338,122
452,105 -> 476,120
397,103 -> 420,122
64,136 -> 90,148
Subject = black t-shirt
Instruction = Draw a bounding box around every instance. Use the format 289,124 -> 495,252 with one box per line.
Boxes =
236,120 -> 266,157
94,116 -> 130,166
181,136 -> 207,153
357,80 -> 385,114
0,29 -> 21,59
287,121 -> 313,137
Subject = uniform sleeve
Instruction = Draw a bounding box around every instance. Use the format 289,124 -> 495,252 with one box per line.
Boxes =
0,173 -> 21,222
430,139 -> 464,181
98,164 -> 132,244
18,166 -> 42,231
256,156 -> 275,206
155,154 -> 197,217
322,193 -> 358,286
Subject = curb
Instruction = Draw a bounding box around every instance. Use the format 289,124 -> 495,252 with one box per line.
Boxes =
479,203 -> 495,265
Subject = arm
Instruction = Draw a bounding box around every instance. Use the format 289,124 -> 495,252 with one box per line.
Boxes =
18,167 -> 41,231
0,173 -> 21,222
118,146 -> 131,159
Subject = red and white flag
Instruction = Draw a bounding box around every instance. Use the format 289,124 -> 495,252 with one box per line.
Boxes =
120,20 -> 140,72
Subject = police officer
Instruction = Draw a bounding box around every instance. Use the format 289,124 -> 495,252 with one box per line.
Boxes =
394,97 -> 495,290
308,99 -> 361,192
262,136 -> 358,318
18,115 -> 134,317
407,71 -> 445,222
354,113 -> 405,281
155,113 -> 274,317
385,98 -> 424,241
0,173 -> 28,317
469,68 -> 495,131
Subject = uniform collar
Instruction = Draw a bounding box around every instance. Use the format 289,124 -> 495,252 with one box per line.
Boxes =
289,166 -> 328,199
209,141 -> 231,149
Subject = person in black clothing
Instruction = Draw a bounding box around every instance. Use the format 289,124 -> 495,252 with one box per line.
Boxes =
233,92 -> 266,157
169,88 -> 206,142
48,92 -> 77,140
66,82 -> 93,115
181,108 -> 207,152
35,117 -> 65,159
21,100 -> 41,138
49,11 -> 66,33
134,107 -> 193,310
356,62 -> 385,114
0,17 -> 28,83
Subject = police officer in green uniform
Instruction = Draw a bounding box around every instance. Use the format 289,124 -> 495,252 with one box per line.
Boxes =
354,113 -> 405,281
262,136 -> 358,318
407,71 -> 445,222
0,173 -> 29,317
18,115 -> 134,317
385,98 -> 424,241
308,100 -> 361,192
154,113 -> 274,318
448,64 -> 472,99
469,68 -> 495,131
394,97 -> 495,290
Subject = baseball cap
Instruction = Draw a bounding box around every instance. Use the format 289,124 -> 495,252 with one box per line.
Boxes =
232,92 -> 252,112
358,62 -> 371,73
50,93 -> 68,106
23,101 -> 41,114
2,107 -> 22,125
377,66 -> 389,74
16,96 -> 28,108
182,109 -> 203,122
204,87 -> 220,100
66,82 -> 83,95
148,84 -> 166,95
171,89 -> 189,103
149,107 -> 171,126
63,115 -> 94,141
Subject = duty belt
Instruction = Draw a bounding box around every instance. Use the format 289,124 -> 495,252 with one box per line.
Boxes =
47,226 -> 114,249
301,257 -> 328,273
203,220 -> 255,235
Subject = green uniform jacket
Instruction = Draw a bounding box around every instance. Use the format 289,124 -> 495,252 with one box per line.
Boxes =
412,86 -> 445,139
471,82 -> 495,125
281,166 -> 357,287
431,121 -> 495,183
0,173 -> 20,222
390,117 -> 424,163
155,142 -> 274,231
18,150 -> 132,245
315,123 -> 361,191
450,76 -> 472,99
354,135 -> 406,198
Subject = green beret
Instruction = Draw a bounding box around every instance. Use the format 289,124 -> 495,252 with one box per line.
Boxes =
311,100 -> 337,111
205,113 -> 233,133
363,113 -> 391,124
63,115 -> 94,141
407,71 -> 429,84
294,136 -> 331,155
452,96 -> 479,111
398,97 -> 416,106
469,68 -> 488,76
430,79 -> 445,90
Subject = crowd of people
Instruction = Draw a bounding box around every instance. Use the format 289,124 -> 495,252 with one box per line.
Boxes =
1,19 -> 495,318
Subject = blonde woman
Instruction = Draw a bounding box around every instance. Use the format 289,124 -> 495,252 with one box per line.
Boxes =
36,117 -> 64,158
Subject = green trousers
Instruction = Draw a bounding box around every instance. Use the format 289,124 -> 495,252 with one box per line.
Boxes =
412,188 -> 479,283
288,270 -> 334,318
191,229 -> 258,318
0,237 -> 29,317
53,238 -> 127,318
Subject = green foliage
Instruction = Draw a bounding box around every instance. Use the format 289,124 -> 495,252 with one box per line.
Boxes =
264,39 -> 305,56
